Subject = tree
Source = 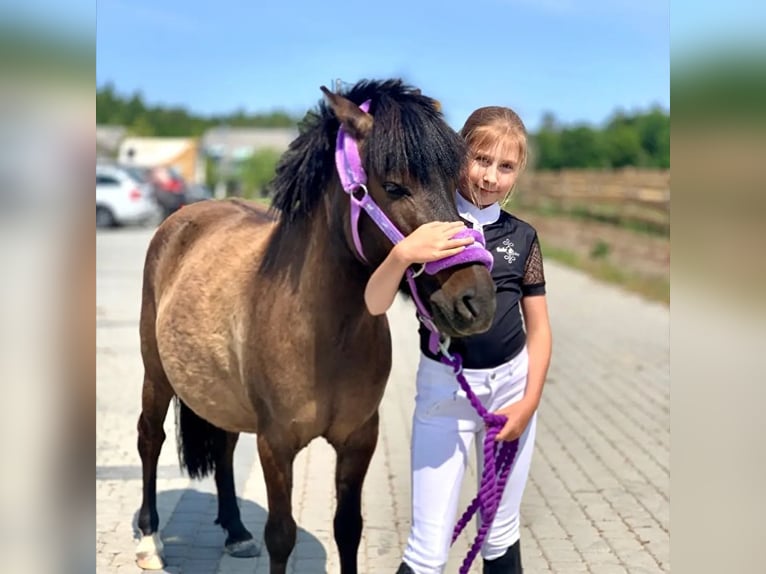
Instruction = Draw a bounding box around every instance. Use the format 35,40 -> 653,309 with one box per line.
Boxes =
239,148 -> 283,198
530,112 -> 562,169
531,129 -> 562,170
559,126 -> 607,168
530,108 -> 669,170
604,125 -> 644,168
124,91 -> 147,126
636,108 -> 670,168
205,156 -> 220,189
128,114 -> 156,137
95,83 -> 302,136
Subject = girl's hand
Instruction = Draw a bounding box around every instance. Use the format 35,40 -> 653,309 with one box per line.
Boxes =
493,399 -> 537,442
393,221 -> 474,265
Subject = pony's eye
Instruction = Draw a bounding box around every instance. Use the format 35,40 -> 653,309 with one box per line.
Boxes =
382,182 -> 411,198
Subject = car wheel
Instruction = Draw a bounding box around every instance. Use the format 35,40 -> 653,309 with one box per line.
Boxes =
96,206 -> 116,228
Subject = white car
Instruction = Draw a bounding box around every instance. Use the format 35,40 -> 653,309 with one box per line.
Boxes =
96,164 -> 159,228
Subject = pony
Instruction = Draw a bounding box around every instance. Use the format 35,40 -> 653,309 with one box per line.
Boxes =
135,79 -> 497,573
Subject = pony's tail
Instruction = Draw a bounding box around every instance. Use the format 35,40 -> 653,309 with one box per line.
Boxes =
174,398 -> 227,479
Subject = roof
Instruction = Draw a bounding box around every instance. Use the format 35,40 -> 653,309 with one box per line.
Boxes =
96,125 -> 127,153
201,127 -> 297,159
117,137 -> 197,167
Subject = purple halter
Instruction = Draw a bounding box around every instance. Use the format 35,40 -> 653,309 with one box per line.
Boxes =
335,99 -> 520,573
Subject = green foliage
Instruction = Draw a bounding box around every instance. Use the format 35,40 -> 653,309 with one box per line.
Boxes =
128,114 -> 156,137
532,127 -> 562,170
559,126 -> 608,168
96,83 -> 300,136
205,159 -> 219,190
530,108 -> 669,170
239,148 -> 283,199
589,240 -> 611,259
604,125 -> 645,168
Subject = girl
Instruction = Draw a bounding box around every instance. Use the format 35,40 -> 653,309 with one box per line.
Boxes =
365,106 -> 552,574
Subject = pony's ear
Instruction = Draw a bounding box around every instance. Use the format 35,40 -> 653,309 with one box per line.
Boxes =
320,86 -> 373,140
408,87 -> 439,112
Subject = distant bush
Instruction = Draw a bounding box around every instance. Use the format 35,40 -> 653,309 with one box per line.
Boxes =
530,107 -> 669,170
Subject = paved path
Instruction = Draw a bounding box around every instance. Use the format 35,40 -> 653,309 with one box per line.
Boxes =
97,226 -> 669,573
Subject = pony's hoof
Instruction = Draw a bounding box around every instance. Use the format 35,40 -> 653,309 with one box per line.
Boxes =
136,534 -> 165,570
136,553 -> 165,570
225,538 -> 260,558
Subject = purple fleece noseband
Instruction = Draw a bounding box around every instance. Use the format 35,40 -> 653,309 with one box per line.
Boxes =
424,228 -> 494,275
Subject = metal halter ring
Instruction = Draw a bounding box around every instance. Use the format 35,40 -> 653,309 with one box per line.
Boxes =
350,183 -> 369,202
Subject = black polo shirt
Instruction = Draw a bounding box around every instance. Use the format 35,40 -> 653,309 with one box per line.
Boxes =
418,210 -> 546,369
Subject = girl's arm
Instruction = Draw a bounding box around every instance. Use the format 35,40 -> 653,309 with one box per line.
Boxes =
364,245 -> 412,316
364,221 -> 473,316
494,294 -> 552,441
519,294 -> 552,409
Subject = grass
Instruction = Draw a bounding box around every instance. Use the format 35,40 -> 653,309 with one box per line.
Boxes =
517,201 -> 669,237
539,240 -> 670,305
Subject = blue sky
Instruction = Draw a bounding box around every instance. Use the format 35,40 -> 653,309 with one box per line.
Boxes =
96,0 -> 669,131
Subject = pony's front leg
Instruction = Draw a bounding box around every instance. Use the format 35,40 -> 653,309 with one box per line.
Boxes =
331,411 -> 380,574
257,432 -> 298,574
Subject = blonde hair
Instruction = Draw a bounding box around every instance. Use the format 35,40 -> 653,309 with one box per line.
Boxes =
459,106 -> 528,207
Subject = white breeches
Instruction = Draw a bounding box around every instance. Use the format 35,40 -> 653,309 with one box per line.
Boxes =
402,347 -> 537,574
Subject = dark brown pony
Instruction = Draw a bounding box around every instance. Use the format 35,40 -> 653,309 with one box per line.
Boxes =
135,79 -> 496,573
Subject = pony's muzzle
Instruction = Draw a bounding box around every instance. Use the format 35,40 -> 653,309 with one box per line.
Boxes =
428,267 -> 496,337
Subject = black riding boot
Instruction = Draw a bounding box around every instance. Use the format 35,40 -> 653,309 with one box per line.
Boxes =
483,540 -> 522,573
395,562 -> 415,573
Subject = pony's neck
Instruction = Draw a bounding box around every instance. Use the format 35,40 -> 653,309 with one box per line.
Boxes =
267,190 -> 365,272
320,185 -> 371,275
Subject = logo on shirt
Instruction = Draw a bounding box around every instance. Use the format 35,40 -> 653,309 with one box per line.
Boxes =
496,238 -> 520,264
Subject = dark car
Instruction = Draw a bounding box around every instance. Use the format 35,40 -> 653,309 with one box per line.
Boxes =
149,165 -> 187,219
186,183 -> 213,203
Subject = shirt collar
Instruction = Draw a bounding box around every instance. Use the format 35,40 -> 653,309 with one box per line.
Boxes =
455,190 -> 501,227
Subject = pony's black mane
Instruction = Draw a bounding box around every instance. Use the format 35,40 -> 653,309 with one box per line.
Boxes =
269,79 -> 466,220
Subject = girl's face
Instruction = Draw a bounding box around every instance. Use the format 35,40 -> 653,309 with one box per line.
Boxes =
460,137 -> 522,208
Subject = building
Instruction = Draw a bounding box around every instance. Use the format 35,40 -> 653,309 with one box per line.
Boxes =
96,125 -> 127,160
118,137 -> 202,183
201,126 -> 297,164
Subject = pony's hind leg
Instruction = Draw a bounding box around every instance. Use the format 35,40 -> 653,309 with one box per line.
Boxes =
135,372 -> 174,570
257,432 -> 299,574
330,411 -> 380,574
215,432 -> 259,557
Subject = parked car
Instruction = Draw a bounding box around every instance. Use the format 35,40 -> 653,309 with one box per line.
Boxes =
96,163 -> 158,228
186,183 -> 213,203
149,165 -> 188,219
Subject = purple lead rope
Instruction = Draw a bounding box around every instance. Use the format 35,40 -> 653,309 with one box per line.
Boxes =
439,349 -> 520,573
333,97 -> 518,573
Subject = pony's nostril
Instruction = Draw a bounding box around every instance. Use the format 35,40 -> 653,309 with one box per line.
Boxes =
459,291 -> 479,319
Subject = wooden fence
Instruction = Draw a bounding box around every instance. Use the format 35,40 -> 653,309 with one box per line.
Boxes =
513,168 -> 670,233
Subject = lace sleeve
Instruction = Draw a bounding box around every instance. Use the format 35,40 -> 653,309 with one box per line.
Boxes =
522,236 -> 546,295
